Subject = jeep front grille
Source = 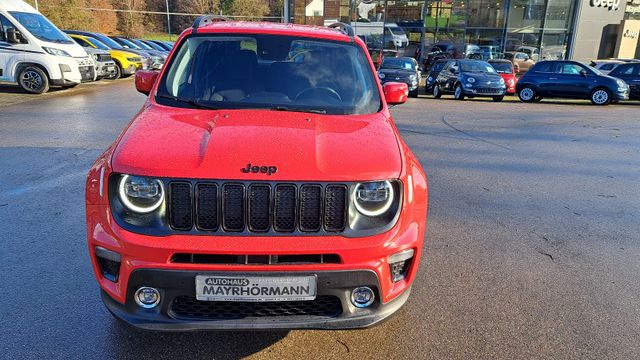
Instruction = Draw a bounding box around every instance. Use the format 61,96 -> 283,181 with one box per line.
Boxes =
170,295 -> 343,320
168,182 -> 348,234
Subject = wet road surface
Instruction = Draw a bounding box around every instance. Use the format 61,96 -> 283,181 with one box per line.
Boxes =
1,80 -> 639,359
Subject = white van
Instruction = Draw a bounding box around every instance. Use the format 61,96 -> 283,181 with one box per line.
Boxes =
0,0 -> 94,93
350,22 -> 409,49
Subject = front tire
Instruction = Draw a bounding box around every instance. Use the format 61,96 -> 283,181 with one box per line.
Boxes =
590,88 -> 611,105
107,64 -> 121,80
518,86 -> 536,102
18,66 -> 49,94
454,84 -> 465,100
433,84 -> 442,98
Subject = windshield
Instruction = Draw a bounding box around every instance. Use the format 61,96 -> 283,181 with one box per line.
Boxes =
489,62 -> 513,74
141,40 -> 163,51
132,39 -> 153,50
157,35 -> 381,115
85,37 -> 110,50
9,11 -> 72,44
433,61 -> 447,72
518,48 -> 533,56
381,58 -> 415,71
91,33 -> 123,49
461,61 -> 496,73
118,38 -> 141,49
387,26 -> 405,36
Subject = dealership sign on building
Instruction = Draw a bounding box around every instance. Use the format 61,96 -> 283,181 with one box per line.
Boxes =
591,0 -> 622,10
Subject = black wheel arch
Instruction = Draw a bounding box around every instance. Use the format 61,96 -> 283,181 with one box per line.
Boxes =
15,62 -> 51,81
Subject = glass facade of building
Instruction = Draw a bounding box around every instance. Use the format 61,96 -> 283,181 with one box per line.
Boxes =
288,0 -> 578,61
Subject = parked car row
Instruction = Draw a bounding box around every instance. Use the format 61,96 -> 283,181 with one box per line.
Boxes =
419,42 -> 542,74
65,30 -> 174,80
421,58 -> 636,106
0,0 -> 174,94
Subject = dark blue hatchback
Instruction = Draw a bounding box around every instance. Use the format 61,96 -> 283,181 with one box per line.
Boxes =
516,60 -> 629,105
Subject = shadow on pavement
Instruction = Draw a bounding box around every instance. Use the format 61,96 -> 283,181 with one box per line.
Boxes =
106,318 -> 289,360
0,83 -> 77,94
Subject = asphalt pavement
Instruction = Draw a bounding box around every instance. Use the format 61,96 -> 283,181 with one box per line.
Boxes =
1,80 -> 639,360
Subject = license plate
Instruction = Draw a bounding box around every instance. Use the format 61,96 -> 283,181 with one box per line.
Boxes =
195,275 -> 317,302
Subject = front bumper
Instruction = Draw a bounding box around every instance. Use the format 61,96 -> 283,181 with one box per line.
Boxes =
122,63 -> 143,75
96,61 -> 117,78
463,83 -> 506,96
101,269 -> 411,331
381,79 -> 419,91
613,87 -> 630,101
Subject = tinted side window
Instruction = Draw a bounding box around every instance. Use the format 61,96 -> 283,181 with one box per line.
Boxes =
601,64 -> 614,70
433,61 -> 446,71
532,62 -> 553,73
612,65 -> 633,76
73,37 -> 89,47
559,63 -> 584,75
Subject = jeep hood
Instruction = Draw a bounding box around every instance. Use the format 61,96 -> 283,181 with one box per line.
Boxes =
111,105 -> 402,181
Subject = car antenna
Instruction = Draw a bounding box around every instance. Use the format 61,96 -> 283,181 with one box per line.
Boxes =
192,15 -> 229,34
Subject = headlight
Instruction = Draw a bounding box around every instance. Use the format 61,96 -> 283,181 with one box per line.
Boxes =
409,74 -> 417,81
42,47 -> 71,57
118,175 -> 164,213
499,78 -> 505,84
616,79 -> 626,87
427,76 -> 433,82
353,181 -> 394,217
508,79 -> 515,86
467,77 -> 476,83
127,57 -> 140,62
92,54 -> 99,61
378,72 -> 386,79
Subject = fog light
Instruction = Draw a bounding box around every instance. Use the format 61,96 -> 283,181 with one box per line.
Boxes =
351,287 -> 375,308
388,249 -> 414,283
134,287 -> 160,308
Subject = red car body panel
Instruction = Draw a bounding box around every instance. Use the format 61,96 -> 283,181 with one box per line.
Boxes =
111,108 -> 402,181
497,72 -> 517,95
85,21 -> 428,330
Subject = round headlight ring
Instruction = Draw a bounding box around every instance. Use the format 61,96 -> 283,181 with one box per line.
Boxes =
353,181 -> 395,217
378,72 -> 386,79
467,77 -> 476,83
118,175 -> 164,213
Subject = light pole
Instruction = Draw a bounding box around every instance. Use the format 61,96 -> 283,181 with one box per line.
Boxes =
165,0 -> 171,39
34,0 -> 38,10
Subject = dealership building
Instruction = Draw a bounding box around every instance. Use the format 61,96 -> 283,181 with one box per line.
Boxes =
285,0 -> 640,62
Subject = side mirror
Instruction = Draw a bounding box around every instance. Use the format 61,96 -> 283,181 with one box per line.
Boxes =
580,69 -> 588,77
135,70 -> 159,96
383,82 -> 408,106
6,28 -> 24,44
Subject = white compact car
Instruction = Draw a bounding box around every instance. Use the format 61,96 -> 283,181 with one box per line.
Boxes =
0,0 -> 94,93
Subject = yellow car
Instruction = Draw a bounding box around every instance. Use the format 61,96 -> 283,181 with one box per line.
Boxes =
69,34 -> 144,79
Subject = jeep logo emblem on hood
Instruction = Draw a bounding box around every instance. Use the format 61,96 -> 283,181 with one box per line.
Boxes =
242,163 -> 278,175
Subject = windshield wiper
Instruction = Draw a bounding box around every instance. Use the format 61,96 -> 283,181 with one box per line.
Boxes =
156,94 -> 220,110
272,106 -> 327,114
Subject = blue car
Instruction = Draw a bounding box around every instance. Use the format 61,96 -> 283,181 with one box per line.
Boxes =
516,60 -> 630,105
608,62 -> 640,100
433,59 -> 507,102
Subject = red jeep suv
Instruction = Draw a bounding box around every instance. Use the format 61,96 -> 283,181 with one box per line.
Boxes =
85,18 -> 428,331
